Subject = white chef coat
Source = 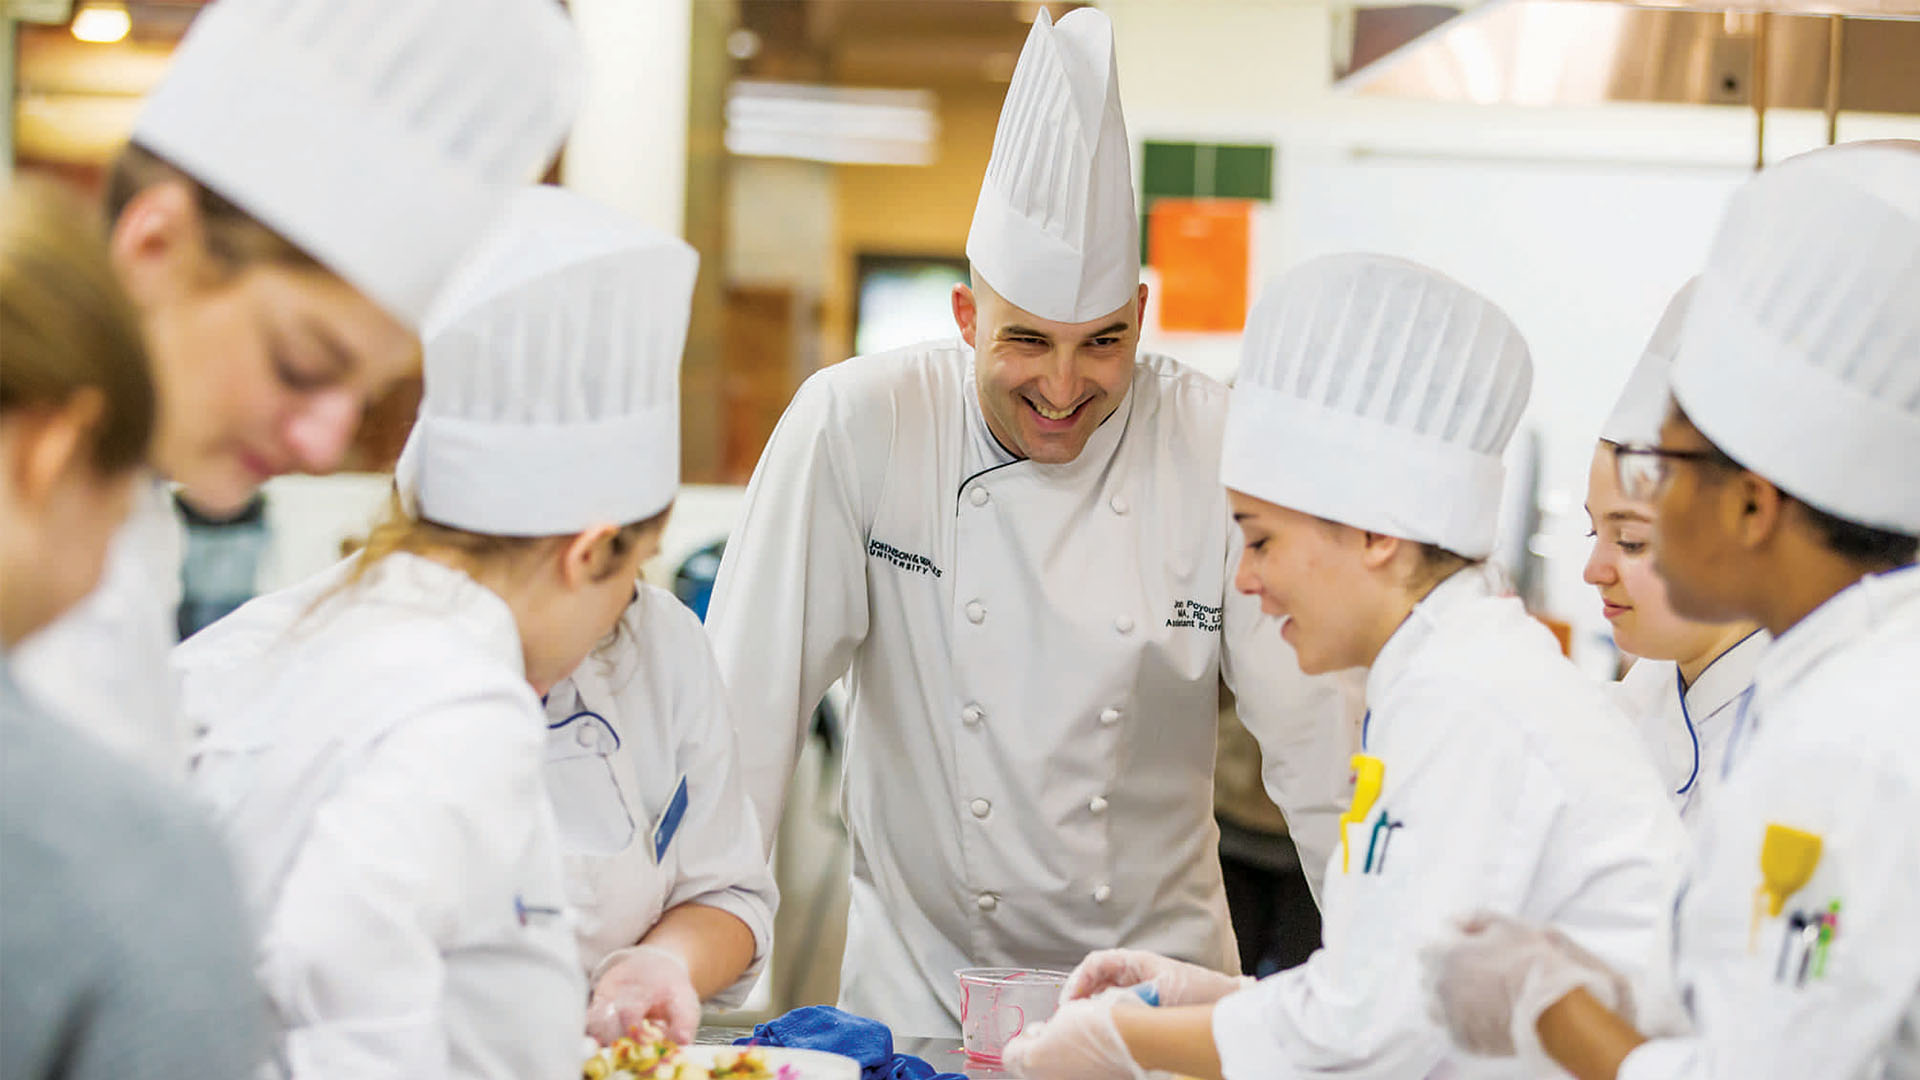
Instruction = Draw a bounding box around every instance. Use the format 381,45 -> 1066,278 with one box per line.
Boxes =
1621,565 -> 1920,1080
542,583 -> 777,1004
1613,631 -> 1769,823
174,554 -> 584,1080
15,480 -> 188,779
1212,567 -> 1688,1080
705,339 -> 1359,1036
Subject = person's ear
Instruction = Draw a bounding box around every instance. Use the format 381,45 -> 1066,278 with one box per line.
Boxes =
109,180 -> 212,309
1358,529 -> 1402,573
952,283 -> 979,349
1729,472 -> 1784,552
1135,282 -> 1150,328
9,392 -> 104,510
558,523 -> 622,589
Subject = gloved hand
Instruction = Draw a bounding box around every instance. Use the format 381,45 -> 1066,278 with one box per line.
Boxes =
586,944 -> 701,1046
1062,949 -> 1250,1006
1419,911 -> 1634,1064
1003,990 -> 1153,1080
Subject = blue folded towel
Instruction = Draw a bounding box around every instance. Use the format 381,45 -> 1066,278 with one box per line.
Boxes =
735,1006 -> 967,1080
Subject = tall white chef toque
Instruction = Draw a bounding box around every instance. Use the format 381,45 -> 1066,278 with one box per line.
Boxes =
1600,280 -> 1697,447
965,6 -> 1138,324
1670,143 -> 1920,535
398,186 -> 696,537
1222,253 -> 1533,560
132,0 -> 582,327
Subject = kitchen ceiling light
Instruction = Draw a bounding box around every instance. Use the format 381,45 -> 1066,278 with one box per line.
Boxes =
725,80 -> 938,166
71,1 -> 131,44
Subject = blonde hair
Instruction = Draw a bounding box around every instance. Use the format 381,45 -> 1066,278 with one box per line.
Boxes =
0,176 -> 154,473
345,491 -> 667,590
104,142 -> 322,274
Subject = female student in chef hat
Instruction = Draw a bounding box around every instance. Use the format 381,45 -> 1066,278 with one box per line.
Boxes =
0,179 -> 265,1075
16,0 -> 580,776
1426,141 -> 1920,1080
1583,282 -> 1764,823
171,186 -> 709,1079
433,191 -> 775,1048
1004,253 -> 1687,1080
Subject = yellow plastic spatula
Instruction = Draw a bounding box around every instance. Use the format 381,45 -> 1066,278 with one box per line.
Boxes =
1749,822 -> 1823,951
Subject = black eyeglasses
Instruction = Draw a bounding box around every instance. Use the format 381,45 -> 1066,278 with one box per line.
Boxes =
1613,444 -> 1736,501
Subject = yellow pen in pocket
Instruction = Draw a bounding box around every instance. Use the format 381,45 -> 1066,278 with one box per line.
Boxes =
1341,754 -> 1385,874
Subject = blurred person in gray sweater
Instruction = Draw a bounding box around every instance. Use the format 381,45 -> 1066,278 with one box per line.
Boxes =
0,177 -> 265,1079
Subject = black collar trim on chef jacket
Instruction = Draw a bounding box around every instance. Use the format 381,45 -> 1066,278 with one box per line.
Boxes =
952,386 -> 1135,513
954,457 -> 1027,515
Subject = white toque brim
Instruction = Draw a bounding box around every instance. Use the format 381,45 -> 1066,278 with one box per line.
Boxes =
406,406 -> 678,538
1221,383 -> 1507,559
1673,275 -> 1920,534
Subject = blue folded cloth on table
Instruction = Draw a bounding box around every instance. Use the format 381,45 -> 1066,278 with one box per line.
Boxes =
735,1006 -> 967,1080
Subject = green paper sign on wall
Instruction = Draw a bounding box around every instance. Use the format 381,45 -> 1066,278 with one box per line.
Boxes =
1140,141 -> 1274,265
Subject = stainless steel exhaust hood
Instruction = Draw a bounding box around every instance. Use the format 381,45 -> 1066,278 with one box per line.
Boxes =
1335,0 -> 1920,116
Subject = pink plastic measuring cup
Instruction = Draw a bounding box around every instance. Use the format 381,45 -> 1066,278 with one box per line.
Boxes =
956,967 -> 1070,1065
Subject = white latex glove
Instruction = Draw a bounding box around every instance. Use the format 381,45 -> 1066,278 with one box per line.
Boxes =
586,944 -> 701,1046
1003,990 -> 1154,1080
1419,911 -> 1634,1064
1062,949 -> 1250,1007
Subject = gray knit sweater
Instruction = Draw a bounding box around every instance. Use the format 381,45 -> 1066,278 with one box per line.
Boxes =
1,659 -> 267,1079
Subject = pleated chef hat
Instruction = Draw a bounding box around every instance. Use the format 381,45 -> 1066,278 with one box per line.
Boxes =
132,0 -> 581,328
1222,254 -> 1532,560
1671,143 -> 1920,535
399,186 -> 696,537
1600,280 -> 1696,446
965,7 -> 1138,323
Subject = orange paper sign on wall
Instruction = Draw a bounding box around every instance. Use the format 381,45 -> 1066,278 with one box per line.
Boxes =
1148,198 -> 1252,333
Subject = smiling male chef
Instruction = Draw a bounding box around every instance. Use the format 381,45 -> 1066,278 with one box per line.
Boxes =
705,7 -> 1356,1037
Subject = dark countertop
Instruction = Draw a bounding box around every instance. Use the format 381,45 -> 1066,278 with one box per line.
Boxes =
696,1027 -> 1015,1080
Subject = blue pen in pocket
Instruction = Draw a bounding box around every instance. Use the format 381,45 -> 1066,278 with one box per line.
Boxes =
651,774 -> 690,863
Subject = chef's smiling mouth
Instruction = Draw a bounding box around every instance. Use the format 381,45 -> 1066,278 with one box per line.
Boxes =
1024,395 -> 1090,423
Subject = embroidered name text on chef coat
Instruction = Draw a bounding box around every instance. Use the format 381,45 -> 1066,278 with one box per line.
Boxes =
1166,599 -> 1223,631
868,538 -> 944,579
